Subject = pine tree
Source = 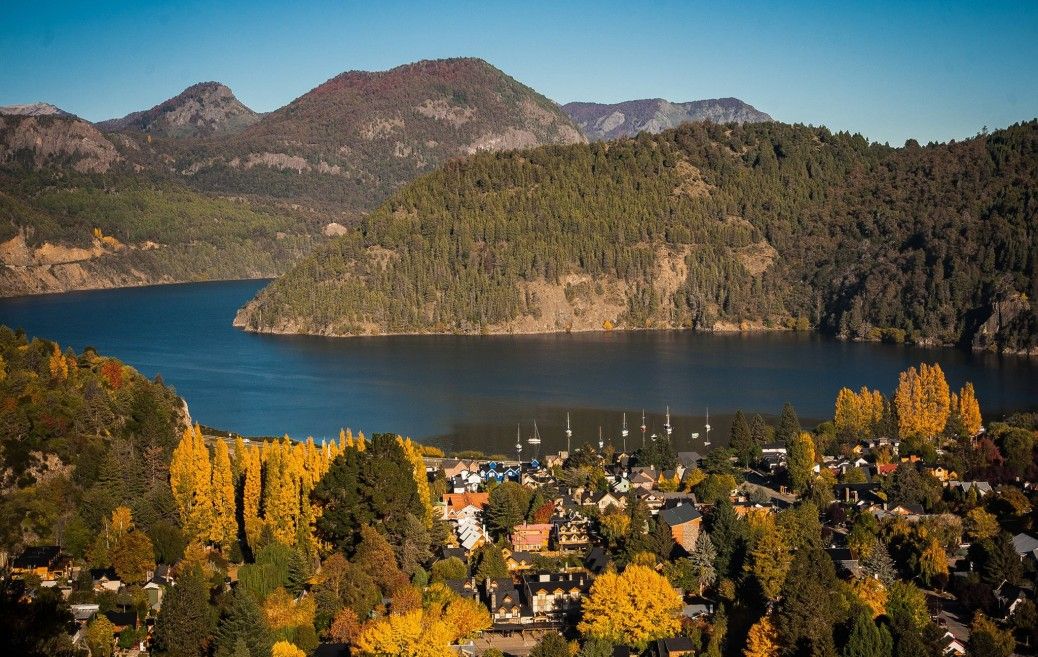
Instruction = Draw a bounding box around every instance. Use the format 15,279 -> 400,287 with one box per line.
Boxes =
860,541 -> 897,585
153,567 -> 214,657
776,545 -> 842,657
842,610 -> 892,657
729,411 -> 755,467
710,499 -> 746,581
211,440 -> 237,551
776,403 -> 802,446
215,588 -> 272,657
688,531 -> 718,594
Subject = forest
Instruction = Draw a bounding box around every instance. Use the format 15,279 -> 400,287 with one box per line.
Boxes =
237,120 -> 1038,354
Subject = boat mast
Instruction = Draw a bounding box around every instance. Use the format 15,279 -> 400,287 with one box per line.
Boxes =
704,408 -> 712,447
565,412 -> 572,454
598,426 -> 604,451
640,410 -> 647,449
515,424 -> 523,464
665,405 -> 673,438
621,412 -> 629,453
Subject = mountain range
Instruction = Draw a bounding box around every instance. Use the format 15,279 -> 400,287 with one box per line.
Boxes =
563,97 -> 772,140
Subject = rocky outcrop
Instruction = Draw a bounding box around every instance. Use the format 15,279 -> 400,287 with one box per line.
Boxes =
0,114 -> 121,173
971,293 -> 1038,355
98,81 -> 260,138
563,97 -> 772,141
0,102 -> 73,117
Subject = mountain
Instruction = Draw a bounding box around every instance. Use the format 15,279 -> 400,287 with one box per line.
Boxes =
97,81 -> 261,138
0,102 -> 73,117
563,97 -> 772,141
0,113 -> 121,173
235,120 -> 1038,355
176,57 -> 585,210
0,58 -> 585,297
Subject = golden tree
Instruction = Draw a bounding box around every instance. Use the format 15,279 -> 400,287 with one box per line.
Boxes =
834,387 -> 884,439
355,608 -> 455,657
746,519 -> 792,600
958,382 -> 983,437
577,564 -> 682,649
169,425 -> 214,544
398,437 -> 434,527
272,641 -> 307,657
851,577 -> 887,618
744,615 -> 779,657
241,442 -> 263,551
211,440 -> 237,550
895,363 -> 950,439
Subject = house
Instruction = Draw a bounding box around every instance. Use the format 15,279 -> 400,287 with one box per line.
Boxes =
761,442 -> 787,457
1012,533 -> 1038,562
11,545 -> 65,579
925,465 -> 958,482
103,609 -> 137,632
70,603 -> 100,623
676,452 -> 703,469
521,572 -> 592,621
554,516 -> 592,552
825,548 -> 862,579
441,460 -> 479,479
659,504 -> 703,553
612,478 -> 632,494
485,578 -> 526,626
654,636 -> 695,657
681,603 -> 711,619
630,469 -> 657,490
833,483 -> 884,505
90,567 -> 122,593
442,492 -> 490,521
949,481 -> 993,497
584,546 -> 609,574
511,523 -> 552,552
143,580 -> 164,611
504,551 -> 537,572
444,577 -> 480,600
939,631 -> 967,656
875,463 -> 898,476
589,491 -> 625,513
634,488 -> 666,514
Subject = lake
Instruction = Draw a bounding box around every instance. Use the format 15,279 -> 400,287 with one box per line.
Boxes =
1,279 -> 1036,455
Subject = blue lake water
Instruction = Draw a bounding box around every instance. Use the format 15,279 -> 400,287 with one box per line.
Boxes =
1,279 -> 1036,454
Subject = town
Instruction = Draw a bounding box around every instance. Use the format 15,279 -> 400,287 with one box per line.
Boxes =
3,356 -> 1038,657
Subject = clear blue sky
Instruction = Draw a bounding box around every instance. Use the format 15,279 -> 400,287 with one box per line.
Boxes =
2,0 -> 1036,145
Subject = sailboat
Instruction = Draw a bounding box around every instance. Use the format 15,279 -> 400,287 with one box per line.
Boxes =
640,410 -> 647,448
598,426 -> 604,451
527,420 -> 542,459
515,424 -> 523,463
565,412 -> 573,454
621,412 -> 629,453
665,405 -> 673,438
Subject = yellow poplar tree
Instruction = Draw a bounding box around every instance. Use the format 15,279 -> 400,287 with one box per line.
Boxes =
834,387 -> 884,439
355,608 -> 455,657
241,443 -> 263,551
958,382 -> 983,437
271,641 -> 307,657
852,577 -> 887,618
211,440 -> 237,550
263,439 -> 301,545
169,425 -> 214,544
744,615 -> 779,657
895,363 -> 950,439
577,564 -> 682,649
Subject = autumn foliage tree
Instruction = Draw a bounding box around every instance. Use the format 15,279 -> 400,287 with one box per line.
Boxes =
834,387 -> 885,441
578,564 -> 682,650
894,363 -> 951,440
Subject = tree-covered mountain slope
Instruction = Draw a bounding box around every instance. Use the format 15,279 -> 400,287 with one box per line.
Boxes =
234,120 -> 1038,354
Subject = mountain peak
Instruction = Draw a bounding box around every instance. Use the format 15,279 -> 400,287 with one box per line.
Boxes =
98,81 -> 259,138
563,97 -> 772,141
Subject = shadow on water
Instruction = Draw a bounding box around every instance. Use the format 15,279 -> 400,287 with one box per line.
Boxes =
1,279 -> 1036,453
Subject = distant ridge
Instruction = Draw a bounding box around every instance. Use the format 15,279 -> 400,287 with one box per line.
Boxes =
564,97 -> 772,141
97,81 -> 260,138
0,102 -> 73,118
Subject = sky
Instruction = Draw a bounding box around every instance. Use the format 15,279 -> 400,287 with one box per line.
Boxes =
1,0 -> 1036,145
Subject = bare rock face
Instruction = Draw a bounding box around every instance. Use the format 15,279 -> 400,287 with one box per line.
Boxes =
98,81 -> 260,138
0,114 -> 121,173
971,293 -> 1036,354
564,97 -> 772,141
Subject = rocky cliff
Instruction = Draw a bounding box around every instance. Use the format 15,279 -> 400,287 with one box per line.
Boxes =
564,97 -> 772,141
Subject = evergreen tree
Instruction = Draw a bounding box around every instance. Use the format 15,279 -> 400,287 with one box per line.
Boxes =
776,545 -> 843,657
286,548 -> 314,595
750,414 -> 770,454
776,404 -> 802,447
860,541 -> 897,586
709,499 -> 746,581
688,531 -> 718,594
474,543 -> 508,582
842,610 -> 892,657
153,567 -> 214,657
729,411 -> 755,467
215,588 -> 271,657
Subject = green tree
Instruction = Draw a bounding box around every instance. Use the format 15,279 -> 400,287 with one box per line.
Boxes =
485,481 -> 533,537
709,499 -> 746,581
531,632 -> 571,657
842,610 -> 892,657
153,567 -> 214,657
730,411 -> 755,467
430,557 -> 468,582
777,403 -> 802,446
787,432 -> 816,494
474,543 -> 508,582
776,545 -> 843,657
86,615 -> 116,657
215,588 -> 272,657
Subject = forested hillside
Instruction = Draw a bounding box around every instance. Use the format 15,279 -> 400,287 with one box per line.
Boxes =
0,327 -> 189,553
236,120 -> 1038,354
